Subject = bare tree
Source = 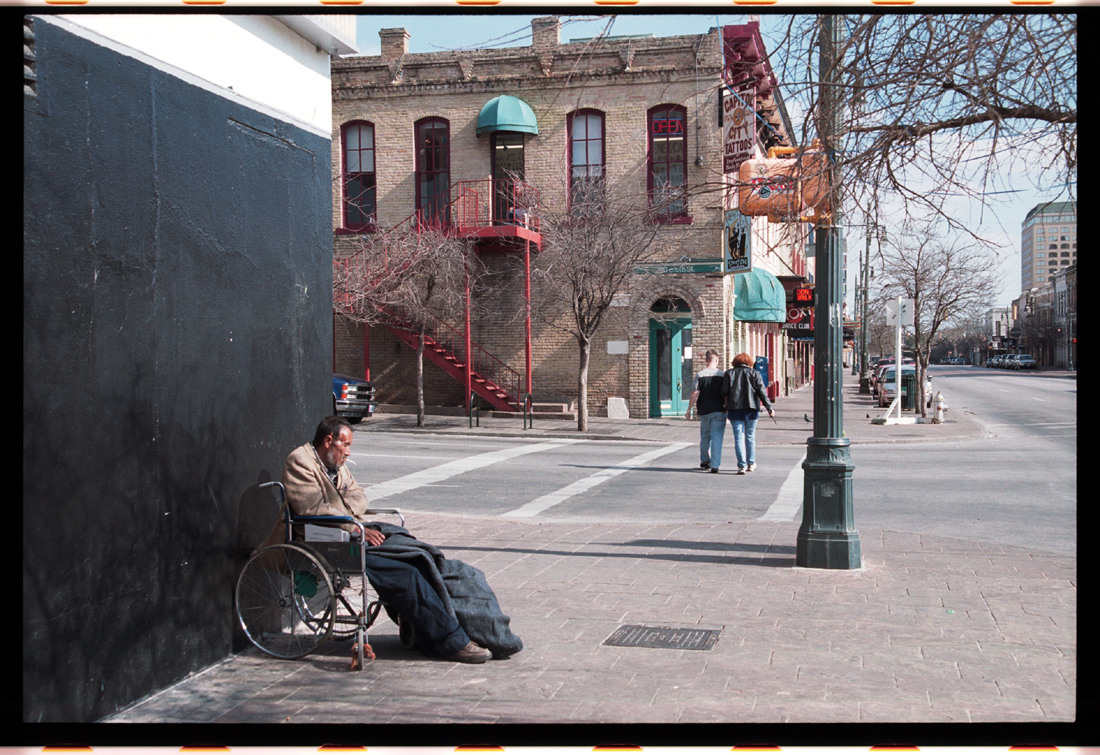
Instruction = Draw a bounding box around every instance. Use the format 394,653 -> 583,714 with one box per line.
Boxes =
872,220 -> 1003,415
772,14 -> 1076,232
532,183 -> 666,432
335,223 -> 484,427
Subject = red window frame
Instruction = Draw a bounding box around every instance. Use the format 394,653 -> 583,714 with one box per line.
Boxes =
415,117 -> 451,226
341,121 -> 376,232
567,109 -> 605,215
647,105 -> 690,222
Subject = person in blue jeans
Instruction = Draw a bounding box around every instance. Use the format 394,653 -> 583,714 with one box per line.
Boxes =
686,348 -> 728,473
723,352 -> 775,474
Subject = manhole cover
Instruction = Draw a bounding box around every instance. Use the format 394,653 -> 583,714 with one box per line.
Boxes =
602,625 -> 720,651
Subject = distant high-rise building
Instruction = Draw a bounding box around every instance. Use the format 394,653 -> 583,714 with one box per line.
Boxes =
1021,201 -> 1076,291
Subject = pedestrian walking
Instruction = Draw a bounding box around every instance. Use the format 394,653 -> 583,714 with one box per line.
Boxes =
723,353 -> 775,475
686,348 -> 728,473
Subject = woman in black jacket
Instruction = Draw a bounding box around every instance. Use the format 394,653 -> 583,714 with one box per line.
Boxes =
723,352 -> 776,474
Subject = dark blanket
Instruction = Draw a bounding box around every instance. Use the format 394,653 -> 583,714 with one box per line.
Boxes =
368,522 -> 523,659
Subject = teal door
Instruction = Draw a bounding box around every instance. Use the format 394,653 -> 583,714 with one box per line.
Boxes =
649,319 -> 692,417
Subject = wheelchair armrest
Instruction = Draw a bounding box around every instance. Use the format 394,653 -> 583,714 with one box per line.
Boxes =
363,508 -> 405,527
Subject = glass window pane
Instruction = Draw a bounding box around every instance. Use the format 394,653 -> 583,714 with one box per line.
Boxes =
588,140 -> 602,166
346,151 -> 360,173
668,162 -> 685,185
657,330 -> 671,402
346,126 -> 359,151
572,117 -> 587,141
667,135 -> 684,161
588,114 -> 602,138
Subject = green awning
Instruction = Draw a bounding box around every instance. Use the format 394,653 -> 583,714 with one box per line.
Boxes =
733,268 -> 786,323
477,95 -> 538,135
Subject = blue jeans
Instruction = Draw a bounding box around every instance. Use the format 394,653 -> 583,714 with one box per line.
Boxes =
727,409 -> 760,470
699,411 -> 726,469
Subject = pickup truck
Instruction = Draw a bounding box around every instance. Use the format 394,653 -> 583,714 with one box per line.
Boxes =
333,374 -> 375,423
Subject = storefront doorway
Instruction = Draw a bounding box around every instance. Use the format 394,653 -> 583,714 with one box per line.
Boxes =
648,297 -> 692,418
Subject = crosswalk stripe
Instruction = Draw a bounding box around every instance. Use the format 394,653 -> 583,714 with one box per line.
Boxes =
758,453 -> 807,522
502,442 -> 692,518
363,440 -> 582,501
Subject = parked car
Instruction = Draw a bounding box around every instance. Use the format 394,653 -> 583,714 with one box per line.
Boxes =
877,365 -> 933,408
333,373 -> 375,423
1012,354 -> 1038,370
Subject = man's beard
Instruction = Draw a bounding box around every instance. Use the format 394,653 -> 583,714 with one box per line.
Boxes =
322,448 -> 342,470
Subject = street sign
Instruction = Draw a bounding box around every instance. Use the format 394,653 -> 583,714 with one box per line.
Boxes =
885,297 -> 914,327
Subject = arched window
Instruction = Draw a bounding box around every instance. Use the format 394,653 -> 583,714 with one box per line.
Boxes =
568,109 -> 605,216
647,105 -> 688,219
415,117 -> 450,225
341,121 -> 376,231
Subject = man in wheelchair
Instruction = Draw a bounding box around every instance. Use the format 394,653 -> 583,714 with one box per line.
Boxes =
257,416 -> 522,664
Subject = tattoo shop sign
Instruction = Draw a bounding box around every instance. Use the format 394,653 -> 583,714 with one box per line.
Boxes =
723,82 -> 756,175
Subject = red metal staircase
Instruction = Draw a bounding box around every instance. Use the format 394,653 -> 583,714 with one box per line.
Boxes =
335,178 -> 539,413
380,308 -> 522,412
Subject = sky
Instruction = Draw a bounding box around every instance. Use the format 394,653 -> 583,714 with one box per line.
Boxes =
352,13 -> 1073,312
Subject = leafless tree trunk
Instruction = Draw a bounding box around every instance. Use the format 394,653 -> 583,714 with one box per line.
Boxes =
335,223 -> 484,427
533,181 -> 667,432
872,220 -> 1003,415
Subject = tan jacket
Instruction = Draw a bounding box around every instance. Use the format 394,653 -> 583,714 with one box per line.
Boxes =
258,442 -> 372,553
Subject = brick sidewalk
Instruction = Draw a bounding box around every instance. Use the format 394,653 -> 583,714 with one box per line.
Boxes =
105,514 -> 1075,725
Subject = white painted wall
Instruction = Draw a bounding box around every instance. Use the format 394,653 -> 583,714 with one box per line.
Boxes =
55,14 -> 354,136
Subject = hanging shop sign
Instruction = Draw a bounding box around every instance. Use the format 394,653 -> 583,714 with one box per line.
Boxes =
723,82 -> 757,175
737,145 -> 830,221
724,209 -> 753,273
783,306 -> 814,339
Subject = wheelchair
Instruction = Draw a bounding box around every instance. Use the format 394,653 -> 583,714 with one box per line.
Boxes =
234,481 -> 414,670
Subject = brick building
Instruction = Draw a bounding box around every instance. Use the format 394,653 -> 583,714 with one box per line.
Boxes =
331,17 -> 812,418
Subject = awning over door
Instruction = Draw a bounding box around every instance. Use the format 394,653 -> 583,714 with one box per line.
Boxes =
477,95 -> 538,135
733,268 -> 786,323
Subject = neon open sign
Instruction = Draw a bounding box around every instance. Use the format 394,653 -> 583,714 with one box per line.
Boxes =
651,118 -> 685,135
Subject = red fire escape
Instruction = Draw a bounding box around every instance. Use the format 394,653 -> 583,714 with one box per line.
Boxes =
335,178 -> 541,413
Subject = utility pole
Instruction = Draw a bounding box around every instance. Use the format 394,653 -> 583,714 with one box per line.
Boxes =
859,220 -> 882,393
796,14 -> 861,570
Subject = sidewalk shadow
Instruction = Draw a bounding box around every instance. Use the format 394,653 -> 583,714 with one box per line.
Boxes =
624,538 -> 797,555
451,544 -> 796,568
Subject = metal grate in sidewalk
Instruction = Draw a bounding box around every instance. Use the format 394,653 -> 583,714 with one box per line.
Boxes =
602,625 -> 720,651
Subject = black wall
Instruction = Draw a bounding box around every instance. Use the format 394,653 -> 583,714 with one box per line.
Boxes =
23,19 -> 332,722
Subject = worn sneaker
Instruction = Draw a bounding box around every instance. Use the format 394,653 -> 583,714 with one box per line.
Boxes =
700,461 -> 710,470
449,641 -> 492,664
747,464 -> 757,472
709,467 -> 719,474
737,468 -> 747,475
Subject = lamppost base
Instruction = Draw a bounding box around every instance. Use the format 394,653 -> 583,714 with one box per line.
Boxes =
859,376 -> 870,394
796,530 -> 862,569
796,437 -> 861,570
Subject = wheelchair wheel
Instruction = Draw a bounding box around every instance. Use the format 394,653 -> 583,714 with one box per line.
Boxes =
235,543 -> 336,659
330,571 -> 367,641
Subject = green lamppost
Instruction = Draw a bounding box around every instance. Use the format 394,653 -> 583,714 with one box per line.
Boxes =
797,14 -> 861,570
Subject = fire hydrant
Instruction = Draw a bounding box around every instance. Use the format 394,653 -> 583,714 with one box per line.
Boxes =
932,391 -> 948,424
